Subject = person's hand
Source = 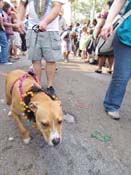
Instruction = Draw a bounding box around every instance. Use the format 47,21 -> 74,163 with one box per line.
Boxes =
38,21 -> 47,32
101,22 -> 113,40
16,21 -> 24,33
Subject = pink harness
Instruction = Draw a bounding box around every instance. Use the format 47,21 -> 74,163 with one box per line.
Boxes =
10,68 -> 41,100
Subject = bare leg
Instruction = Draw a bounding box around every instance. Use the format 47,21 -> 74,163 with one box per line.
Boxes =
63,51 -> 70,62
46,61 -> 56,87
32,60 -> 42,81
108,56 -> 114,72
95,56 -> 106,73
81,50 -> 87,60
98,56 -> 106,70
13,46 -> 19,59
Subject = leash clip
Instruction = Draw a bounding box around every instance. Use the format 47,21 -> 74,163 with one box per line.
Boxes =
32,24 -> 41,33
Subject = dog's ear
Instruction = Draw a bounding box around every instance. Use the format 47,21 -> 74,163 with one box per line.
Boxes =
29,102 -> 38,113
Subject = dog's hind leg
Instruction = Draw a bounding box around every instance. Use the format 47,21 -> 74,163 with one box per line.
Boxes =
5,91 -> 12,105
11,110 -> 31,144
5,79 -> 12,105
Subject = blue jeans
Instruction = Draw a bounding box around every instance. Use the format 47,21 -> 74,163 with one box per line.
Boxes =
103,33 -> 131,112
0,30 -> 8,64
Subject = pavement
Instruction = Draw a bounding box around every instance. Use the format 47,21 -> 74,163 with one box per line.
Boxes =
0,55 -> 131,175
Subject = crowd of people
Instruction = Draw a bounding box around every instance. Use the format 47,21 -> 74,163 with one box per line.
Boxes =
0,0 -> 28,65
0,0 -> 113,74
0,0 -> 131,119
59,1 -> 115,74
0,0 -> 114,74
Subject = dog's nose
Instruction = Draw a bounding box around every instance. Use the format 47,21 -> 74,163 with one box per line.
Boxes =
52,138 -> 60,146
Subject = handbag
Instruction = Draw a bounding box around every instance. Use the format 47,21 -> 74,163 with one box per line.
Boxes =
96,9 -> 131,55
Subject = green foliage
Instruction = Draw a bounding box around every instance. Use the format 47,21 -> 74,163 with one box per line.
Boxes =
70,0 -> 108,23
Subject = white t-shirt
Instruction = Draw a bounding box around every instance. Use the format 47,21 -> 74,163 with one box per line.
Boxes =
27,0 -> 66,31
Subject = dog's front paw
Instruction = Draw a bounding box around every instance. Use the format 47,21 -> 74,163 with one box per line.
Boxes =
8,111 -> 12,117
23,137 -> 31,144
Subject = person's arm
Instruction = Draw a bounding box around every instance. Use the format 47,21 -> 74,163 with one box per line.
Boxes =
93,18 -> 105,39
17,1 -> 27,21
39,1 -> 62,31
101,0 -> 126,40
17,1 -> 27,31
3,18 -> 17,28
0,13 -> 3,25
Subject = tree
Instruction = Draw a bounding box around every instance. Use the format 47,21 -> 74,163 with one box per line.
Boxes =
70,0 -> 107,23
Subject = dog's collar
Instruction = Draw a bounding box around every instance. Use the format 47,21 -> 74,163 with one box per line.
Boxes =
21,85 -> 44,127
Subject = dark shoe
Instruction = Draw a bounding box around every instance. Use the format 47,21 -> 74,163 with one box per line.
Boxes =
95,69 -> 102,74
46,86 -> 57,100
90,59 -> 98,65
107,70 -> 112,74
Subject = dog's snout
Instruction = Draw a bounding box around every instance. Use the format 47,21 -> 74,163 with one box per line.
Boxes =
52,138 -> 60,146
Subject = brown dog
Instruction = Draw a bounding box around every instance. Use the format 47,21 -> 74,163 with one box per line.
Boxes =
4,69 -> 63,146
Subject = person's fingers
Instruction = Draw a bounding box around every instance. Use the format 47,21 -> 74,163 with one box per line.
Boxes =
101,25 -> 113,40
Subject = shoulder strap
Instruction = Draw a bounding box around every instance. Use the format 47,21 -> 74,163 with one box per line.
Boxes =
113,9 -> 131,29
118,9 -> 131,24
122,9 -> 131,20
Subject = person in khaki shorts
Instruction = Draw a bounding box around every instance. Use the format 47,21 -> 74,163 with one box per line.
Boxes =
17,0 -> 66,98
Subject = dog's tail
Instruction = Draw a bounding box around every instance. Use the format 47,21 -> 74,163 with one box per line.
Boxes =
0,71 -> 7,77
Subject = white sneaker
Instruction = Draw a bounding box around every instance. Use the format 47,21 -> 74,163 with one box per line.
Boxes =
4,62 -> 13,65
64,59 -> 68,63
107,111 -> 120,120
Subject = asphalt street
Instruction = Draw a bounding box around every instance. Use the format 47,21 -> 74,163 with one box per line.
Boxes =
0,56 -> 131,175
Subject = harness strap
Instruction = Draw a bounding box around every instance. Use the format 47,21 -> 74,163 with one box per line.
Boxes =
19,73 -> 29,100
10,77 -> 20,95
10,68 -> 41,100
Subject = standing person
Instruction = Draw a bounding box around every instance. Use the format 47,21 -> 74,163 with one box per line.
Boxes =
20,24 -> 27,56
79,26 -> 88,62
20,14 -> 29,56
0,0 -> 12,65
101,0 -> 131,119
74,22 -> 81,57
94,1 -> 114,74
61,25 -> 72,62
3,2 -> 14,41
10,10 -> 22,60
17,0 -> 65,98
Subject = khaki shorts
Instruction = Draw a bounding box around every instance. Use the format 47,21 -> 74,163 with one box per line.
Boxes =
26,30 -> 63,62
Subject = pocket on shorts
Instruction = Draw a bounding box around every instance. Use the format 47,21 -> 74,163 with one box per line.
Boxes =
50,32 -> 61,50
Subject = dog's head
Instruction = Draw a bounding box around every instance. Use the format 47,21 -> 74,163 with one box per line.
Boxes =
29,100 -> 63,146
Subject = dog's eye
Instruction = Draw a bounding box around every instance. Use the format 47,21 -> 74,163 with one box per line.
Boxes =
41,122 -> 49,127
58,120 -> 62,125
